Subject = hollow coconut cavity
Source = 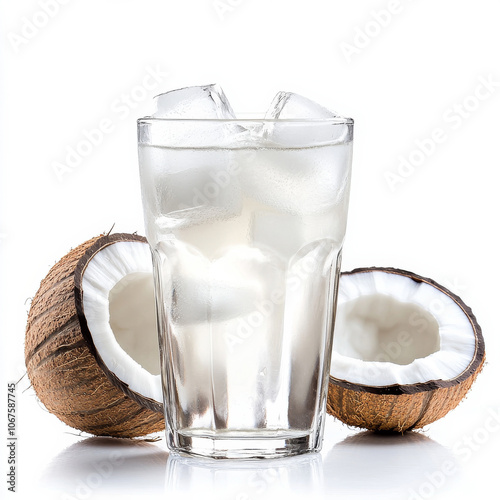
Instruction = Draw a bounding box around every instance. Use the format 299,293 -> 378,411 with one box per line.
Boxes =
327,267 -> 485,432
25,233 -> 164,438
79,238 -> 162,404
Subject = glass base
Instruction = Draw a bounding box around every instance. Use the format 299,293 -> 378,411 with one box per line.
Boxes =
168,429 -> 320,460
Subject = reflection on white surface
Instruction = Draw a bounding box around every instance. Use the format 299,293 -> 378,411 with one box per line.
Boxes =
37,429 -> 460,499
165,451 -> 323,499
323,431 -> 459,500
41,436 -> 168,497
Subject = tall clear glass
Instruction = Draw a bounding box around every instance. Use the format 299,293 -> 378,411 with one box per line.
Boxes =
138,118 -> 353,459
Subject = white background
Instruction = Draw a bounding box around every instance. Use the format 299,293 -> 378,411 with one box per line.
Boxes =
1,1 -> 499,499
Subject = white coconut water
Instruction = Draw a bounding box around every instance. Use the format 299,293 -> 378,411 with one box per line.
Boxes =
139,143 -> 351,444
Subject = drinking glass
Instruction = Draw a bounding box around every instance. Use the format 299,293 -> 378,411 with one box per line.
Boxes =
138,117 -> 353,458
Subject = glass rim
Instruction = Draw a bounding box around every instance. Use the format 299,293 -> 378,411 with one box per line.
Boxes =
137,116 -> 354,125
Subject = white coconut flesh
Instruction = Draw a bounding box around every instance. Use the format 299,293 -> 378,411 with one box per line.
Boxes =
331,271 -> 477,386
81,241 -> 163,403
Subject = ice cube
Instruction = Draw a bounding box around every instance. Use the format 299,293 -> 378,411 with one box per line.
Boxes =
240,144 -> 351,215
251,210 -> 348,261
154,160 -> 242,231
158,241 -> 284,325
148,84 -> 253,148
263,92 -> 350,149
172,274 -> 258,324
139,146 -> 242,234
265,91 -> 339,120
153,84 -> 236,119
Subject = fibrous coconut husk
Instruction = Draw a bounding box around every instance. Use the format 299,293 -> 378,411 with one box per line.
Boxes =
25,233 -> 165,438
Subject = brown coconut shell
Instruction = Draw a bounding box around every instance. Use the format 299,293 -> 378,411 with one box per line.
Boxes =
327,267 -> 485,433
25,233 -> 165,438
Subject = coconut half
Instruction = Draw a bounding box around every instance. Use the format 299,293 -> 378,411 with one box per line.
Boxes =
327,267 -> 485,432
26,237 -> 485,436
25,233 -> 164,438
